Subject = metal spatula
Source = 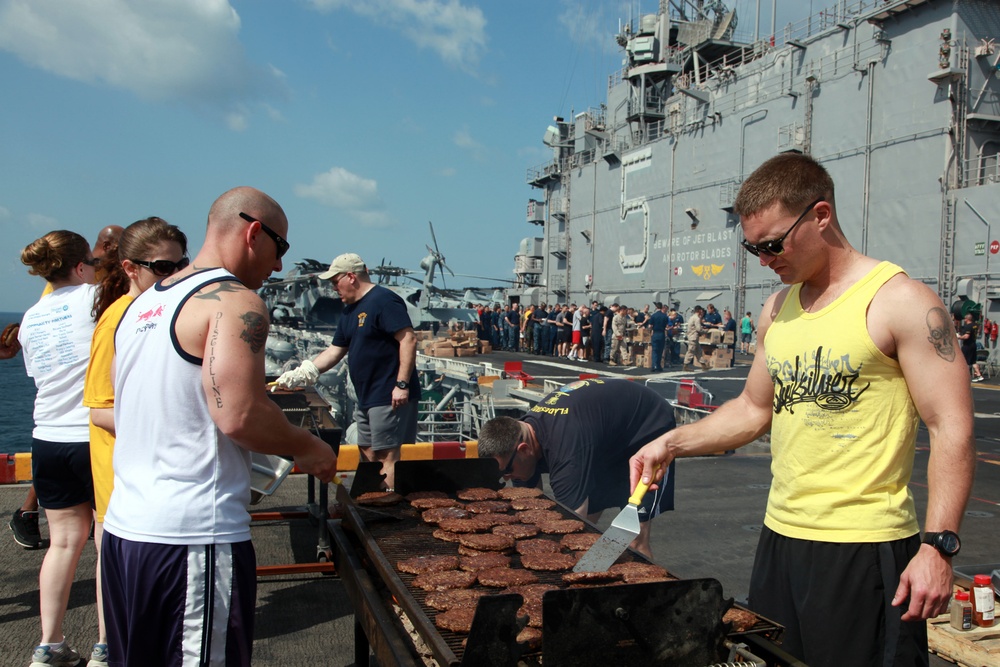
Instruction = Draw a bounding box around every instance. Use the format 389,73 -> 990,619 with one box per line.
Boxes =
573,472 -> 655,572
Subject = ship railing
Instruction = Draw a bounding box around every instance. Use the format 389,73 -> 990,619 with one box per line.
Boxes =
963,154 -> 1000,187
416,397 -> 477,443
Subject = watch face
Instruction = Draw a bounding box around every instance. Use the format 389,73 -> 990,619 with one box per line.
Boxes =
939,532 -> 960,554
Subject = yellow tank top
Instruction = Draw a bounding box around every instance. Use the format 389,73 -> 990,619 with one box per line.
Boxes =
763,261 -> 919,542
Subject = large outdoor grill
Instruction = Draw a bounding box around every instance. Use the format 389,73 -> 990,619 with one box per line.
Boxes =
329,459 -> 800,667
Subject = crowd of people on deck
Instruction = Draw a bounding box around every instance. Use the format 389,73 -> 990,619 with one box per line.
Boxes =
467,300 -> 744,371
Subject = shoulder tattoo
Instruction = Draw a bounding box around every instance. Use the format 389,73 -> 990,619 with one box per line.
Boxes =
195,281 -> 244,302
925,307 -> 956,362
239,311 -> 268,354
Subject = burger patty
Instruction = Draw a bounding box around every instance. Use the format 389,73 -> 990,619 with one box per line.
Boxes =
501,583 -> 558,604
355,491 -> 404,506
476,513 -> 520,525
520,552 -> 577,572
517,626 -> 543,650
537,519 -> 584,534
477,567 -> 539,587
459,552 -> 511,572
413,570 -> 477,591
466,514 -> 516,530
492,523 -> 539,539
411,497 -> 462,510
560,533 -> 600,551
723,607 -> 758,633
424,588 -> 486,611
406,490 -> 449,501
422,507 -> 471,524
497,486 -> 544,500
397,555 -> 460,575
517,509 -> 562,524
457,488 -> 499,501
458,533 -> 515,552
562,570 -> 624,586
432,528 -> 463,543
465,500 -> 511,514
608,562 -> 671,583
435,607 -> 477,633
515,539 -> 560,555
510,497 -> 556,511
437,518 -> 490,533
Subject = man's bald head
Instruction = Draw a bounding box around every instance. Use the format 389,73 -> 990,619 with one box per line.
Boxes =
93,225 -> 124,259
207,186 -> 287,236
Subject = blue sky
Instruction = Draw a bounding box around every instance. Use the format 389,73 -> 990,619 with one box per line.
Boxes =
0,0 -> 809,314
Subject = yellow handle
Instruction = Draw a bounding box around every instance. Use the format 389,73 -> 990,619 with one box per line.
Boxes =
628,464 -> 660,506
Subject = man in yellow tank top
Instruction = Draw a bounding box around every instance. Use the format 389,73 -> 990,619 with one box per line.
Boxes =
629,153 -> 976,666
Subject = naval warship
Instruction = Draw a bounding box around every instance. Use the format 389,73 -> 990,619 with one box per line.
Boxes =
264,0 -> 1000,439
509,0 -> 1000,330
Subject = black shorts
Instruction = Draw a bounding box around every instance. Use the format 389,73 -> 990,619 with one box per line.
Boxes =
31,438 -> 94,509
587,460 -> 675,521
962,345 -> 977,366
556,329 -> 570,344
748,526 -> 927,666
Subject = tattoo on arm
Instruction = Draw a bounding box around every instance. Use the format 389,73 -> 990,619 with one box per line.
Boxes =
209,312 -> 223,408
194,281 -> 245,302
239,311 -> 268,353
925,307 -> 956,362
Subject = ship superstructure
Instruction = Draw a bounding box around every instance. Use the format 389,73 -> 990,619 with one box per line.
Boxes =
513,0 -> 1000,323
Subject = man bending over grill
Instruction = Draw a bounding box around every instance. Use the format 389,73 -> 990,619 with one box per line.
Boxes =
478,379 -> 676,559
104,187 -> 337,666
273,252 -> 419,491
629,153 -> 976,666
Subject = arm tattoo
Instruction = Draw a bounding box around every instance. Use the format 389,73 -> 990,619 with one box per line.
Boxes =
925,307 -> 956,362
239,311 -> 268,353
209,312 -> 224,408
194,281 -> 244,302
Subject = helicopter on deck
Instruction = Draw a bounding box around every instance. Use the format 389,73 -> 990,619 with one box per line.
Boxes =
260,222 -> 511,332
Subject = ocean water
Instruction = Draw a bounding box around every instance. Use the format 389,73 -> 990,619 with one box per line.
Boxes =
0,312 -> 38,454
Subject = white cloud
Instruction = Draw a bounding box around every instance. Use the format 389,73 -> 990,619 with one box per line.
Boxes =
453,125 -> 486,161
558,0 -> 620,55
0,0 -> 286,120
307,0 -> 487,72
26,213 -> 59,229
295,166 -> 391,228
0,206 -> 10,219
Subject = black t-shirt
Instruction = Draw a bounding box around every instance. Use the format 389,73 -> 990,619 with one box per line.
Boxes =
332,285 -> 420,409
521,379 -> 676,510
960,322 -> 977,352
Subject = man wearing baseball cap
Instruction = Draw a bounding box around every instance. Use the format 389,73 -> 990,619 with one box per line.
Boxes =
273,253 -> 419,489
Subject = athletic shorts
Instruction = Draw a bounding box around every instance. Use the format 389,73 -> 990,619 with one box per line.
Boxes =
101,533 -> 257,667
354,401 -> 418,451
741,333 -> 752,343
31,438 -> 93,509
572,331 -> 582,345
748,526 -> 927,666
556,329 -> 570,344
587,460 -> 675,521
962,346 -> 977,366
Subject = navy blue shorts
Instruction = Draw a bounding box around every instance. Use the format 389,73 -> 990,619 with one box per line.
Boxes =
748,526 -> 927,667
31,438 -> 93,509
101,533 -> 257,667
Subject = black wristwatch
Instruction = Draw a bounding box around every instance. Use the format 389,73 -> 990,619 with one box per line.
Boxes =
922,530 -> 961,557
396,380 -> 408,390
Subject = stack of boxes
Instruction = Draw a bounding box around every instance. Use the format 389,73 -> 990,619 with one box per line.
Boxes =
416,325 -> 491,357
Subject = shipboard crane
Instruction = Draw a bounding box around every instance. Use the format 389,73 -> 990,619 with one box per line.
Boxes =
418,221 -> 455,310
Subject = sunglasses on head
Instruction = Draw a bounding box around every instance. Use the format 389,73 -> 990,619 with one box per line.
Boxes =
740,198 -> 824,257
239,211 -> 289,259
131,257 -> 190,277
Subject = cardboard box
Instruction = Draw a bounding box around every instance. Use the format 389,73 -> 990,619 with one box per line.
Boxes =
455,348 -> 478,357
429,346 -> 455,357
478,341 -> 492,354
709,330 -> 722,345
723,331 -> 735,344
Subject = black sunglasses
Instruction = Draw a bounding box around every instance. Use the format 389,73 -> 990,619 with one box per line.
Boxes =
500,449 -> 517,476
239,211 -> 290,259
740,198 -> 824,257
131,257 -> 190,277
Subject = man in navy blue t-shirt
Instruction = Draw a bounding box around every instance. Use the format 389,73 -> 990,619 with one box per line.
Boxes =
273,253 -> 419,489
